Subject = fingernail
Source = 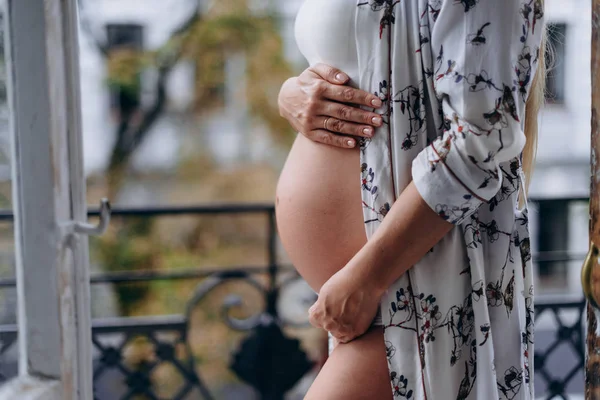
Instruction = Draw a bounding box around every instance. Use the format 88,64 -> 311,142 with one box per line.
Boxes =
372,116 -> 382,126
335,73 -> 348,83
347,139 -> 356,148
371,98 -> 383,107
363,127 -> 373,137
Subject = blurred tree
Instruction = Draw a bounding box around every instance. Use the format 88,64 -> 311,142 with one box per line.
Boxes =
90,216 -> 159,315
79,0 -> 294,315
79,0 -> 294,198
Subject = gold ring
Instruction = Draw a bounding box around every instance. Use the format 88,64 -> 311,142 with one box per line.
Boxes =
323,117 -> 331,131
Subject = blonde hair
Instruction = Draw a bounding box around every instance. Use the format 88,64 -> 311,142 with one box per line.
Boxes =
522,3 -> 547,195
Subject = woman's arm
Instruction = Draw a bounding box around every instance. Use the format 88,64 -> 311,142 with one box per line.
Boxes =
309,0 -> 545,343
309,183 -> 451,343
342,182 -> 452,295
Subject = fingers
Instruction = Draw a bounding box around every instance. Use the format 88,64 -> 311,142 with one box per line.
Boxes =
329,323 -> 361,344
309,304 -> 358,343
333,334 -> 354,344
307,63 -> 383,108
321,116 -> 374,139
302,113 -> 381,149
323,85 -> 383,108
309,63 -> 350,84
324,102 -> 384,127
309,303 -> 326,329
305,130 -> 358,149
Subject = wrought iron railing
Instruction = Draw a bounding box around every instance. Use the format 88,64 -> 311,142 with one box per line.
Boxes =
0,202 -> 590,399
534,296 -> 586,400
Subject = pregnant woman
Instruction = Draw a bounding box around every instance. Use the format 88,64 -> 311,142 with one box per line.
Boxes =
276,0 -> 546,398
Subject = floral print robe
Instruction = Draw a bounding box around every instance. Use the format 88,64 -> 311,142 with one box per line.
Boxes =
355,0 -> 543,398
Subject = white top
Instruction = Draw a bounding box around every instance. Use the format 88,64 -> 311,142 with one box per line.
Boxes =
294,0 -> 359,84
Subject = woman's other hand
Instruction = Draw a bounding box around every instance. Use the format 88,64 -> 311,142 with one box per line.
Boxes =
308,264 -> 383,344
278,63 -> 384,149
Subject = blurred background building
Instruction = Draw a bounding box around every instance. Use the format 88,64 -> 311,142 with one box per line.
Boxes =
0,0 -> 591,398
529,0 -> 591,298
75,0 -> 593,295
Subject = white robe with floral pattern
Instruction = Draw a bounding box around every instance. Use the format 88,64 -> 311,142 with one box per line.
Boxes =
355,1 -> 543,398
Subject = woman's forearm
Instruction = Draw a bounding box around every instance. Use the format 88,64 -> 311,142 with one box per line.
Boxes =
346,182 -> 454,294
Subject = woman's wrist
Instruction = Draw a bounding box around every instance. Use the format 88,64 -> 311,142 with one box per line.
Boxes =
344,238 -> 394,298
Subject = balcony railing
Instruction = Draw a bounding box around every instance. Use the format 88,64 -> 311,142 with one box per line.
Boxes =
0,202 -> 589,399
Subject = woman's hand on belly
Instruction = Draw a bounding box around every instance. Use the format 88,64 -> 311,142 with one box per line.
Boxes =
278,63 -> 384,149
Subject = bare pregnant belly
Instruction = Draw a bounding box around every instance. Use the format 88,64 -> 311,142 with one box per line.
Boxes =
275,134 -> 367,293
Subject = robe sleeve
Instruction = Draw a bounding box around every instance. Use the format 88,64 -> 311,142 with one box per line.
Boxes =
411,0 -> 544,224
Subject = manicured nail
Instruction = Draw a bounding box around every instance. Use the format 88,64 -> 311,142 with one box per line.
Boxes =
363,127 -> 373,137
372,116 -> 382,126
371,98 -> 383,107
347,139 -> 356,148
335,73 -> 348,83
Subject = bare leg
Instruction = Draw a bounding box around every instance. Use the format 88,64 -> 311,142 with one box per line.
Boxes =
305,326 -> 392,400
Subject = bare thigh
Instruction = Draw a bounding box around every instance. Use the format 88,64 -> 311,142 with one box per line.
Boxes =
305,327 -> 392,400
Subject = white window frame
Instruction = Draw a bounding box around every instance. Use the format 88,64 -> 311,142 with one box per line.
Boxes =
3,0 -> 99,398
